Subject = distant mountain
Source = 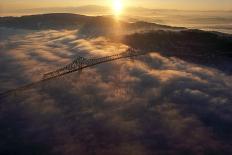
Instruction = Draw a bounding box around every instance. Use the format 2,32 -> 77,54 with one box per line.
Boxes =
0,5 -> 111,16
79,18 -> 185,37
0,13 -> 184,31
0,13 -> 92,29
4,5 -> 231,16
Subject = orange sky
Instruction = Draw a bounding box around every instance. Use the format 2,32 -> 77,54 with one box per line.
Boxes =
1,0 -> 232,11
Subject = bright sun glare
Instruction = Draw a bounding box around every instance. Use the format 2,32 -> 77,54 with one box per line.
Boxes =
113,0 -> 123,15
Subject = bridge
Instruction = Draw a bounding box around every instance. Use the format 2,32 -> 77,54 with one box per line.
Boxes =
0,48 -> 147,98
42,48 -> 145,80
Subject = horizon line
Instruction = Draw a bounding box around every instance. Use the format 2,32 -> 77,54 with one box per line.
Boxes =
1,4 -> 232,13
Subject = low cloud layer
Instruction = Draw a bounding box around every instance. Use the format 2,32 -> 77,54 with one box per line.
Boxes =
0,28 -> 232,155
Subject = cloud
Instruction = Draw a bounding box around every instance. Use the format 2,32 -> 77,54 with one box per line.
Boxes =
0,28 -> 232,155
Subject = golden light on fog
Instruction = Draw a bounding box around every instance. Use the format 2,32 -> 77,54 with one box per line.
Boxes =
112,0 -> 123,16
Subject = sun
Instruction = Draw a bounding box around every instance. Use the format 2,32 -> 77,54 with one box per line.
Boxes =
112,0 -> 123,15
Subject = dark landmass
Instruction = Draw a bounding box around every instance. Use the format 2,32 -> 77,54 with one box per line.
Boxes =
0,13 -> 184,31
123,30 -> 232,73
0,13 -> 91,29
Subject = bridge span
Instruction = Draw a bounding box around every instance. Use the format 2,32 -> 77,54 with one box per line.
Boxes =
43,48 -> 145,80
0,48 -> 147,98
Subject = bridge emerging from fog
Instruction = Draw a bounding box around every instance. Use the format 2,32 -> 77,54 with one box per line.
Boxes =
42,48 -> 145,80
0,48 -> 146,98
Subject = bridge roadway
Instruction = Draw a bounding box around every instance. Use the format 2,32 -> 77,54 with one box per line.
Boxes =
0,48 -> 146,98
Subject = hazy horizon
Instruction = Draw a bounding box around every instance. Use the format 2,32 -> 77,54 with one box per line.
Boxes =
1,0 -> 232,10
1,4 -> 232,17
1,0 -> 232,18
1,4 -> 231,34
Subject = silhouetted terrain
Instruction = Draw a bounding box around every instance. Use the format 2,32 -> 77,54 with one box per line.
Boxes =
0,13 -> 184,31
123,30 -> 232,73
0,13 -> 91,29
79,18 -> 184,37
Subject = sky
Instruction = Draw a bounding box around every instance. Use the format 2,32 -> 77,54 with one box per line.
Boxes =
0,0 -> 232,11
